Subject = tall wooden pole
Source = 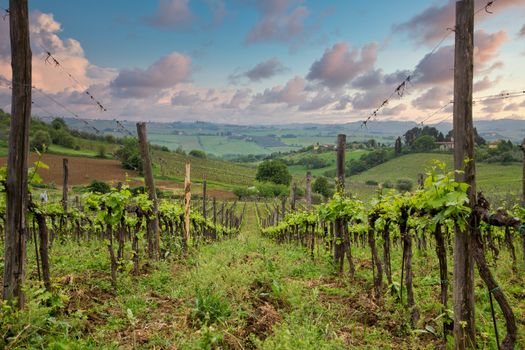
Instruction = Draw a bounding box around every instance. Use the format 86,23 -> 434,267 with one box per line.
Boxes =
136,122 -> 160,259
62,158 -> 68,212
452,0 -> 476,348
306,171 -> 312,210
202,178 -> 207,219
3,0 -> 31,307
335,134 -> 346,272
183,162 -> 191,252
291,182 -> 297,211
521,138 -> 525,204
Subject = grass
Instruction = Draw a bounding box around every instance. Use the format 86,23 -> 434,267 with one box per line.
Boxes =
349,153 -> 522,201
152,149 -> 257,187
0,203 -> 523,348
47,144 -> 100,158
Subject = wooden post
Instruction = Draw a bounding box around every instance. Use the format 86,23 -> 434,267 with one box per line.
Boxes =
281,197 -> 286,218
452,0 -> 476,347
3,0 -> 31,307
335,134 -> 345,271
183,162 -> 191,252
136,122 -> 160,259
306,171 -> 312,210
202,178 -> 207,219
520,138 -> 525,205
212,197 -> 217,240
291,182 -> 297,211
62,158 -> 68,212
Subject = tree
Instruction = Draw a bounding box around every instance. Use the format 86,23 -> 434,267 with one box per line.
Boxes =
395,137 -> 402,155
412,135 -> 437,152
51,117 -> 67,130
114,137 -> 143,172
256,160 -> 292,185
30,130 -> 51,152
312,176 -> 334,198
189,149 -> 206,158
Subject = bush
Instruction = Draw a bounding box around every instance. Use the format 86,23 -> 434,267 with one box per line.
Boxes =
114,138 -> 143,172
50,128 -> 76,149
30,130 -> 51,152
365,180 -> 378,186
256,182 -> 289,198
256,160 -> 292,185
87,180 -> 111,193
189,150 -> 206,159
96,145 -> 106,158
383,181 -> 394,189
191,287 -> 230,326
233,186 -> 258,199
312,177 -> 334,198
396,179 -> 413,192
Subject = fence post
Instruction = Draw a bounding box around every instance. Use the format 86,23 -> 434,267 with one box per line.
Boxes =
306,171 -> 312,210
183,162 -> 191,253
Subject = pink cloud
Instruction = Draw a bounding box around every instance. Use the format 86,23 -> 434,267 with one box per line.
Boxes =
253,76 -> 307,105
307,42 -> 378,89
145,0 -> 194,29
473,76 -> 502,92
412,87 -> 452,110
395,0 -> 525,46
231,58 -> 287,83
246,1 -> 309,44
110,53 -> 192,98
520,24 -> 525,37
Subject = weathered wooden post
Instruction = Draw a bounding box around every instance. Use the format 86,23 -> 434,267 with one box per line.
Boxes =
3,0 -> 31,307
306,171 -> 312,210
520,138 -> 525,205
183,162 -> 191,252
62,158 -> 68,212
291,182 -> 297,211
452,0 -> 476,347
136,122 -> 160,259
212,197 -> 217,240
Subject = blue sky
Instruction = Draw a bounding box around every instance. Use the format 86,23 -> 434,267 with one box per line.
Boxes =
0,0 -> 524,124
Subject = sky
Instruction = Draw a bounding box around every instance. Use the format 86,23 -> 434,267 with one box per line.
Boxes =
0,0 -> 524,125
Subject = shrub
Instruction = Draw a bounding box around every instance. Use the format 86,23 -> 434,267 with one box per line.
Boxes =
365,180 -> 378,186
87,180 -> 111,194
30,130 -> 51,152
383,181 -> 394,189
396,179 -> 413,192
189,150 -> 206,159
256,182 -> 289,198
96,145 -> 106,158
256,160 -> 292,185
233,186 -> 258,199
312,177 -> 334,198
50,128 -> 76,149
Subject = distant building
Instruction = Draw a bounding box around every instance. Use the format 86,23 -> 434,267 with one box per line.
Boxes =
488,140 -> 504,149
436,137 -> 454,150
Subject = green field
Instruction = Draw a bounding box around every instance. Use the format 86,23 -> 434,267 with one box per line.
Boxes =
151,149 -> 257,188
349,153 -> 521,201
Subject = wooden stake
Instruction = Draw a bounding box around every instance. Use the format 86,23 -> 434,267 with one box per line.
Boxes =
3,0 -> 31,307
452,1 -> 476,347
62,158 -> 68,212
183,162 -> 191,252
520,138 -> 525,204
306,171 -> 312,210
136,122 -> 160,259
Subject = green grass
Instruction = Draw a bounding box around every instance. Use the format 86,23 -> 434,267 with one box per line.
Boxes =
47,144 -> 100,158
350,153 -> 521,201
152,149 -> 257,187
0,203 -> 523,348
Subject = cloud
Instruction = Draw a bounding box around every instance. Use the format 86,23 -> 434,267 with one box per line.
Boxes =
395,0 -> 525,46
473,76 -> 502,92
520,24 -> 525,37
306,42 -> 378,89
413,30 -> 507,85
230,58 -> 287,83
253,76 -> 307,105
382,104 -> 408,116
245,0 -> 309,44
171,90 -> 203,106
298,91 -> 337,111
412,87 -> 452,110
0,11 -> 117,96
222,88 -> 252,109
110,53 -> 191,98
144,0 -> 194,30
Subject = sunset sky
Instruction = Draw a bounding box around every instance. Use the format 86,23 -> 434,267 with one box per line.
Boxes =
0,0 -> 524,125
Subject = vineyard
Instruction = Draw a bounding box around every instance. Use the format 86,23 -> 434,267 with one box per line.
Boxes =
2,0 -> 525,349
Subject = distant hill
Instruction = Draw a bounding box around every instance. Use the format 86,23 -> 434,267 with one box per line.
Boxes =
37,117 -> 525,157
